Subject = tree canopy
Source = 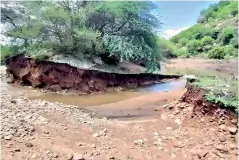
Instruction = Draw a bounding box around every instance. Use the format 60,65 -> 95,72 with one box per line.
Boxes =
1,1 -> 162,71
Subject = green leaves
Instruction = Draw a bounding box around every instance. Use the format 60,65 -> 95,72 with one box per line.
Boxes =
2,1 -> 162,71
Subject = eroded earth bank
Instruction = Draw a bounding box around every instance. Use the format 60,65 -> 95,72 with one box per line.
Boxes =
1,58 -> 238,160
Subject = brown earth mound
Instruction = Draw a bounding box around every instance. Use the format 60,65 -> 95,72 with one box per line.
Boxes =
6,55 -> 180,93
181,82 -> 237,119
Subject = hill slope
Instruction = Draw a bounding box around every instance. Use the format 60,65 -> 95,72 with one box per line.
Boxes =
170,1 -> 238,59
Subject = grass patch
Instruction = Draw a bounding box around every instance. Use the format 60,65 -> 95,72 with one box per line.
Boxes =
194,76 -> 238,111
167,67 -> 238,111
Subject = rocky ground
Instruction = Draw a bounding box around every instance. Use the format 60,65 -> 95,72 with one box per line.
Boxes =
1,60 -> 238,160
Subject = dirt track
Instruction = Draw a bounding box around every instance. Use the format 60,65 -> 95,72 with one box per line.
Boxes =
1,58 -> 238,160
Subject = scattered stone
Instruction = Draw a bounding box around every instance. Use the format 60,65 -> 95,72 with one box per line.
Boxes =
219,125 -> 227,132
10,100 -> 16,104
24,114 -> 33,120
6,143 -> 12,148
168,105 -> 174,110
53,153 -> 58,158
163,104 -> 168,109
231,120 -> 237,125
4,134 -> 13,140
173,141 -> 183,148
197,150 -> 208,158
174,119 -> 182,126
158,146 -> 163,150
153,132 -> 159,136
166,127 -> 172,130
228,127 -> 237,135
73,153 -> 85,160
216,145 -> 228,153
229,144 -> 237,150
25,142 -> 33,148
92,144 -> 96,148
36,116 -> 49,124
31,154 -> 37,159
67,153 -> 74,160
108,156 -> 115,159
134,139 -> 144,145
14,148 -> 21,152
219,135 -> 226,142
173,110 -> 180,115
92,133 -> 99,138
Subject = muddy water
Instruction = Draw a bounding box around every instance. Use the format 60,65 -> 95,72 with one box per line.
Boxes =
29,79 -> 186,107
2,73 -> 186,119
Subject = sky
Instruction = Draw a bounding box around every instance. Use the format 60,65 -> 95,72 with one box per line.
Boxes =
155,1 -> 220,39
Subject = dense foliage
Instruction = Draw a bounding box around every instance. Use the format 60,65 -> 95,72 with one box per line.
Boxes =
170,1 -> 238,59
1,1 -> 162,71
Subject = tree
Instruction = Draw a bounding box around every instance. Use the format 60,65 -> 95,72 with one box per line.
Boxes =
1,1 -> 162,70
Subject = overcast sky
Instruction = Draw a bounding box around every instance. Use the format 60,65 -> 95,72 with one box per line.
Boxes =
155,1 -> 220,39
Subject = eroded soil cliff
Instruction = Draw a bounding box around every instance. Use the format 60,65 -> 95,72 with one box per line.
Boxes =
6,55 -> 180,93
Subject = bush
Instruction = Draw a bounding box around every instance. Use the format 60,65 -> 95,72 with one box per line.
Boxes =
176,48 -> 190,58
201,36 -> 214,46
207,46 -> 226,59
211,30 -> 220,40
186,40 -> 203,55
1,45 -> 18,64
202,45 -> 212,52
224,45 -> 238,57
178,38 -> 188,46
156,38 -> 178,58
230,37 -> 238,48
217,27 -> 234,45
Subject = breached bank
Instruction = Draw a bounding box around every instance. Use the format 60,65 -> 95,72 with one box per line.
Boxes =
6,54 -> 181,94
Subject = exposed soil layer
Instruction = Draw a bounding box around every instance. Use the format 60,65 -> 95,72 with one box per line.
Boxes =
181,82 -> 237,119
6,55 -> 180,93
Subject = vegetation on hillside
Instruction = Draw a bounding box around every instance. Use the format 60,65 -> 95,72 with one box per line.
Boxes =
1,1 -> 162,71
170,1 -> 238,59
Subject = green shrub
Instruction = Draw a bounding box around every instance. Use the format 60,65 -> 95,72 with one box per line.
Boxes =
201,36 -> 214,46
230,37 -> 238,48
177,48 -> 190,58
1,45 -> 18,64
217,27 -> 234,45
224,45 -> 238,57
207,46 -> 226,59
211,30 -> 220,40
178,38 -> 188,46
202,45 -> 212,52
186,40 -> 203,55
156,38 -> 178,58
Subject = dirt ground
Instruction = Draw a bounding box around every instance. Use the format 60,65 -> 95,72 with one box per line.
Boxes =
166,58 -> 238,77
1,58 -> 238,160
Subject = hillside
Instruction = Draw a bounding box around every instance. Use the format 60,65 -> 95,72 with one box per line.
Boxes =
170,1 -> 238,59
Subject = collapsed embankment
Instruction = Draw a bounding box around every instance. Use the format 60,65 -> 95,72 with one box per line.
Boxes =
181,81 -> 237,119
6,55 -> 181,93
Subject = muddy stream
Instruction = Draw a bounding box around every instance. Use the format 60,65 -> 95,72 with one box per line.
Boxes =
2,75 -> 186,120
